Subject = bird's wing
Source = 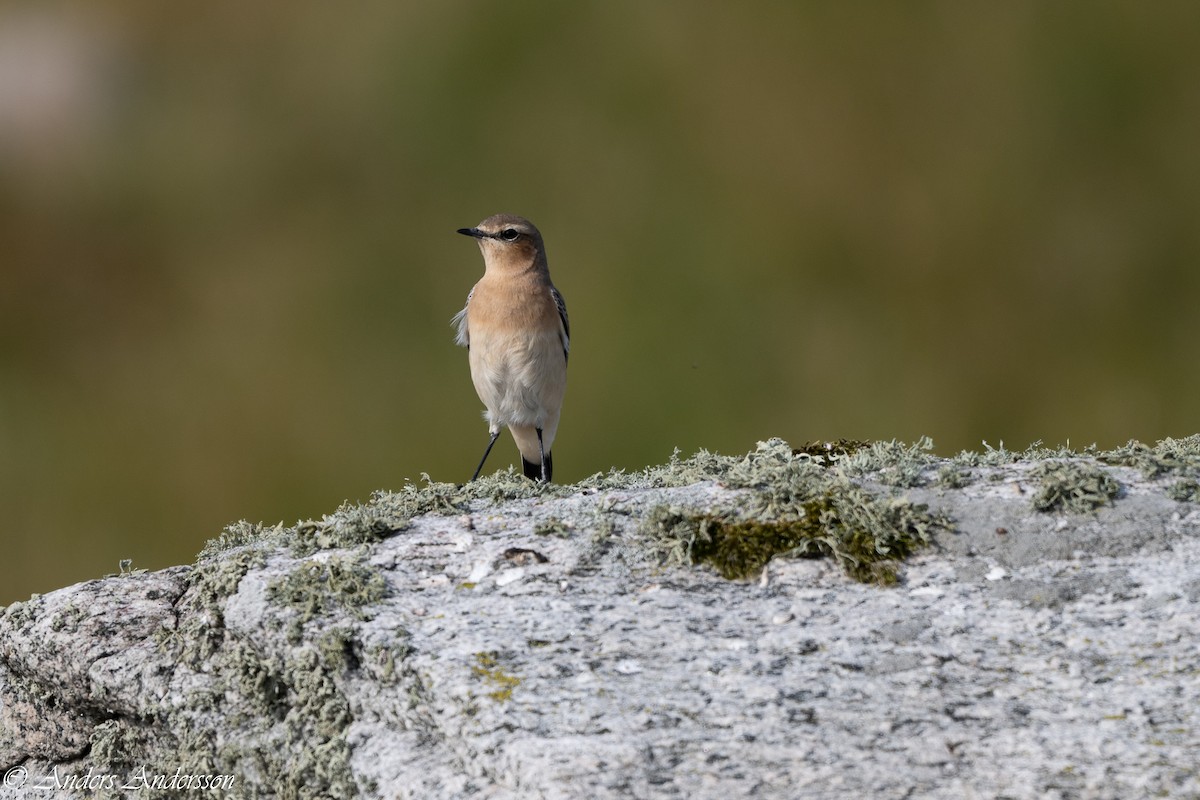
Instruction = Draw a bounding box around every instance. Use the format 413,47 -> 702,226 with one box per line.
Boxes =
452,289 -> 472,349
551,285 -> 569,363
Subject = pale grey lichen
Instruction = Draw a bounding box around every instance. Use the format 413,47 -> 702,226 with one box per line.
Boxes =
266,556 -> 387,623
1098,435 -> 1200,480
839,436 -> 937,488
1167,479 -> 1199,503
936,464 -> 972,489
1030,461 -> 1122,514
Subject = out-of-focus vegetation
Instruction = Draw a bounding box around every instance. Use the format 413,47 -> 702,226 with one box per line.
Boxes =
2,3 -> 1198,604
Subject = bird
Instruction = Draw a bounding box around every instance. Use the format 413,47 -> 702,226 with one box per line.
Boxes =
453,214 -> 569,483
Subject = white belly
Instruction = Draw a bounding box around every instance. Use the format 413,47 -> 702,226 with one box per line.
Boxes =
469,328 -> 566,431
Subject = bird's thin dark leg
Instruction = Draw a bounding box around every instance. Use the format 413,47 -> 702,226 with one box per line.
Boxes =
471,430 -> 501,481
537,427 -> 549,483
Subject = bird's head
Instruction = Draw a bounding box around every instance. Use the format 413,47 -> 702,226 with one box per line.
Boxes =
458,214 -> 546,273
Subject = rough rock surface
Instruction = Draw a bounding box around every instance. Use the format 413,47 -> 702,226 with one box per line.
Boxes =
1,439 -> 1198,799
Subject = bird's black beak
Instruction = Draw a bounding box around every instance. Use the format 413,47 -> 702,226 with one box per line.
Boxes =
457,227 -> 485,238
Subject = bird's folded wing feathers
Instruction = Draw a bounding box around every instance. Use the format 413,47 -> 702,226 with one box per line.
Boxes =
552,286 -> 569,363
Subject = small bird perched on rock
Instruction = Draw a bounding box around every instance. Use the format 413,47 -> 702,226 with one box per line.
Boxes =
453,214 -> 569,483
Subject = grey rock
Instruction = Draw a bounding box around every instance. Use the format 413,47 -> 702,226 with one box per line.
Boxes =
1,446 -> 1198,799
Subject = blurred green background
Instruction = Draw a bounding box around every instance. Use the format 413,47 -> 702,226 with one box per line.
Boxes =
2,2 -> 1198,605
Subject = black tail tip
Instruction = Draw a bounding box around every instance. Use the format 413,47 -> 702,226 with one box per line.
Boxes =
522,452 -> 553,483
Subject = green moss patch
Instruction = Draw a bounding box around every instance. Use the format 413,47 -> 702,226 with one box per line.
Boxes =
642,440 -> 949,585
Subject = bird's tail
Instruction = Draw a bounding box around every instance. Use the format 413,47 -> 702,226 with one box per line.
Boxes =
522,452 -> 552,482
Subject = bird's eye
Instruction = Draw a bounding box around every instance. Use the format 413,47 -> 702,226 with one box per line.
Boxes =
500,228 -> 520,241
